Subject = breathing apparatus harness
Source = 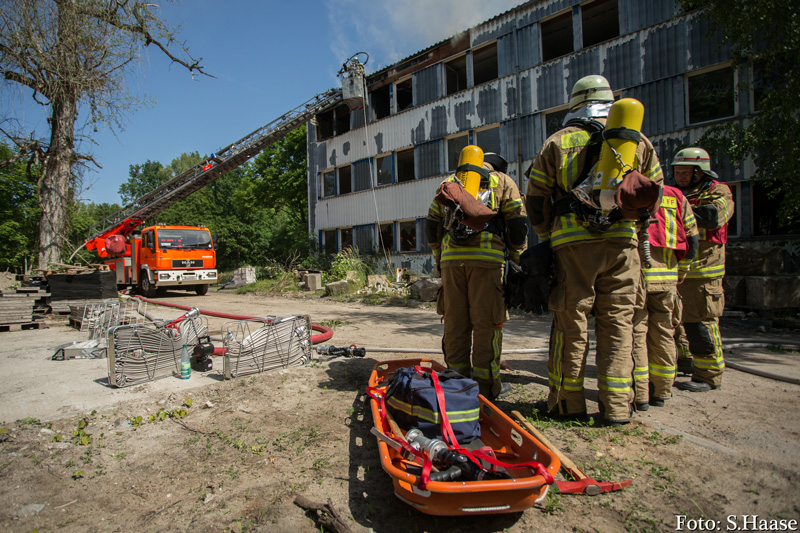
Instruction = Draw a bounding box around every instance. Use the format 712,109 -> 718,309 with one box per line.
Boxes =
443,164 -> 505,241
550,117 -> 652,234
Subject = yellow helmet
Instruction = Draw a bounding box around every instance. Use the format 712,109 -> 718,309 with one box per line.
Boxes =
569,75 -> 614,110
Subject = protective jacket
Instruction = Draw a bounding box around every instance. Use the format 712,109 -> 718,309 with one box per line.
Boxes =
525,123 -> 663,248
642,186 -> 698,289
428,168 -> 527,265
681,180 -> 733,279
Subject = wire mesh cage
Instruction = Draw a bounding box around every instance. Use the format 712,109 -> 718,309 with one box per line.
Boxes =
222,315 -> 312,379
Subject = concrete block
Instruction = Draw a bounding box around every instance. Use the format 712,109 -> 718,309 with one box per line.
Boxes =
367,274 -> 390,291
233,266 -> 256,287
409,278 -> 442,302
726,246 -> 783,276
325,279 -> 353,296
722,276 -> 747,308
303,273 -> 322,291
744,276 -> 800,309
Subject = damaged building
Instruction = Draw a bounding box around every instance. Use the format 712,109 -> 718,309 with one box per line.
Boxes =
306,0 -> 790,276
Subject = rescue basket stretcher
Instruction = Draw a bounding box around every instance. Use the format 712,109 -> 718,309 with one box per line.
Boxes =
367,358 -> 560,516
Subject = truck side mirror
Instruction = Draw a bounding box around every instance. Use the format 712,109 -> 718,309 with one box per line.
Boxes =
212,234 -> 218,250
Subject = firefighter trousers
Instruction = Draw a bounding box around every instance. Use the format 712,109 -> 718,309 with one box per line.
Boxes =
547,240 -> 639,422
677,277 -> 725,387
439,262 -> 507,398
632,287 -> 678,401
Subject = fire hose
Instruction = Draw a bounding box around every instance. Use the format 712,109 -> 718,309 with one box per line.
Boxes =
131,295 -> 333,355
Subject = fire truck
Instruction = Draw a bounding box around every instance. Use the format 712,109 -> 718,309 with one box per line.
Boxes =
84,55 -> 367,296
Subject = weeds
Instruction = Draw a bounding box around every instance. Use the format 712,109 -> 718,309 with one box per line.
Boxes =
541,488 -> 563,514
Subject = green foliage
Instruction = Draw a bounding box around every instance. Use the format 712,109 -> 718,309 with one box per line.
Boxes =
325,247 -> 373,286
677,0 -> 800,224
72,419 -> 92,446
0,144 -> 39,270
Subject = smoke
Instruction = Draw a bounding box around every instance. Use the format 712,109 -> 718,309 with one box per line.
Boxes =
325,0 -> 524,72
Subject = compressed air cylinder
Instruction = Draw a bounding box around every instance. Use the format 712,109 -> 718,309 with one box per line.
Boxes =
593,98 -> 644,213
456,145 -> 484,198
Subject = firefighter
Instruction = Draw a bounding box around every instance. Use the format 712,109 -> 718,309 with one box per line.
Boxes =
672,147 -> 734,392
426,149 -> 528,400
526,75 -> 663,426
631,184 -> 698,409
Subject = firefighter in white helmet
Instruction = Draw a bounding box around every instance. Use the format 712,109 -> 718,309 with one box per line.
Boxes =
672,147 -> 734,392
427,148 -> 527,400
525,74 -> 664,426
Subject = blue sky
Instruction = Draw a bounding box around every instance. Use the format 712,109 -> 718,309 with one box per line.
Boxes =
3,0 -> 524,205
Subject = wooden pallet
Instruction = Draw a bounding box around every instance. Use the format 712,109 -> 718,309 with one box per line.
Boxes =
0,322 -> 46,332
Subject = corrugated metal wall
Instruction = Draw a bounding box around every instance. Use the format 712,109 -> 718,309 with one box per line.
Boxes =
307,0 -> 751,270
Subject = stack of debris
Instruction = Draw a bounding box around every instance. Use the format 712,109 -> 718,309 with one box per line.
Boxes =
0,287 -> 49,331
47,269 -> 118,314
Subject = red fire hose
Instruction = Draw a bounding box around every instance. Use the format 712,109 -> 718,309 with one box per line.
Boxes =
131,295 -> 334,355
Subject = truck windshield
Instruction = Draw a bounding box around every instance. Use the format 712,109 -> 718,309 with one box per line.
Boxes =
156,229 -> 213,250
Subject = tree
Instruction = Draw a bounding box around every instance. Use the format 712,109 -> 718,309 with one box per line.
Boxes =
0,0 -> 209,268
0,144 -> 39,270
678,0 -> 800,225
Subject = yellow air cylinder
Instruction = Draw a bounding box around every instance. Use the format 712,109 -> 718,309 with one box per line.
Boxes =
593,98 -> 645,213
456,145 -> 484,198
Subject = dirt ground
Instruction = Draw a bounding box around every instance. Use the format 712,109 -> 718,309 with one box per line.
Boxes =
0,285 -> 798,532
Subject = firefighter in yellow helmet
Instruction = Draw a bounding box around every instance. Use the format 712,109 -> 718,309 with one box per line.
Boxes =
631,184 -> 698,410
672,147 -> 734,392
525,75 -> 664,426
426,148 -> 528,400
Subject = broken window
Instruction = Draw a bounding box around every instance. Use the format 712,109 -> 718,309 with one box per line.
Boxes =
371,84 -> 391,120
376,154 -> 393,186
396,148 -> 415,182
475,126 -> 501,157
445,55 -> 468,96
399,220 -> 417,252
447,134 -> 469,172
752,181 -> 799,236
396,77 -> 413,112
334,104 -> 351,135
688,66 -> 735,125
338,165 -> 352,195
545,108 -> 569,138
541,11 -> 573,62
322,170 -> 336,198
582,0 -> 619,48
323,229 -> 337,255
316,109 -> 334,140
473,42 -> 499,86
379,223 -> 394,252
340,227 -> 353,250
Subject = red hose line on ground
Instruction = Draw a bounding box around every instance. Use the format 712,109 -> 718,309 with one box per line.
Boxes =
131,295 -> 334,353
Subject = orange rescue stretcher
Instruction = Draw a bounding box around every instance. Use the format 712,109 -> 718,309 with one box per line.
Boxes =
367,358 -> 561,516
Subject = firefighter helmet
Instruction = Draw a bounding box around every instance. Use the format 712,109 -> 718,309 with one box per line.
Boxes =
568,75 -> 614,110
483,152 -> 508,174
671,147 -> 718,178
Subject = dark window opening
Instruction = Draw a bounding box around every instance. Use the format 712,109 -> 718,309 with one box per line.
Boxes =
399,220 -> 417,252
397,148 -> 415,182
447,135 -> 469,172
582,0 -> 619,48
379,223 -> 394,252
396,78 -> 413,112
340,228 -> 353,250
323,229 -> 337,256
377,154 -> 393,186
473,43 -> 498,86
322,170 -> 335,197
334,104 -> 351,135
752,181 -> 800,236
338,165 -> 352,195
688,67 -> 735,124
475,127 -> 501,156
316,109 -> 334,140
542,11 -> 573,62
445,55 -> 468,96
545,108 -> 569,138
371,85 -> 391,120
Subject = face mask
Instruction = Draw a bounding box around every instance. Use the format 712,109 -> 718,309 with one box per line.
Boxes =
563,102 -> 613,125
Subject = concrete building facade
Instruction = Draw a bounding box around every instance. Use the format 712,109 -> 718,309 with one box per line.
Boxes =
306,0 -> 789,276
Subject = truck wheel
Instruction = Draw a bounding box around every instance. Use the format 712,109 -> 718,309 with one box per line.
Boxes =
195,284 -> 209,296
139,272 -> 156,298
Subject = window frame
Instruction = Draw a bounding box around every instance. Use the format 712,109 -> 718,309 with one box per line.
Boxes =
472,41 -> 499,87
685,64 -> 737,126
398,219 -> 418,253
375,153 -> 394,186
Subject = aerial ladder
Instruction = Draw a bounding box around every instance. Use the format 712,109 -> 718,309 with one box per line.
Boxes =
83,54 -> 368,296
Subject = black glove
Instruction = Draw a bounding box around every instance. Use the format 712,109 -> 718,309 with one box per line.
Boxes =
504,260 -> 528,310
519,242 -> 554,315
692,204 -> 719,229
